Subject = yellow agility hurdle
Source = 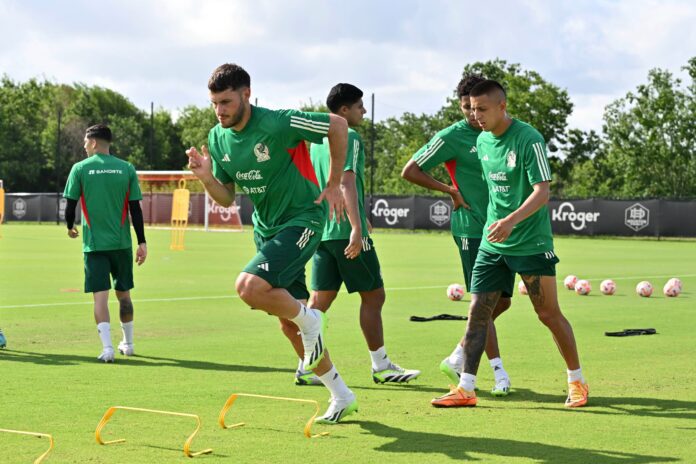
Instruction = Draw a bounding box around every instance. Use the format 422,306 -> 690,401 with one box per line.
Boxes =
218,393 -> 329,438
0,428 -> 54,463
94,406 -> 213,458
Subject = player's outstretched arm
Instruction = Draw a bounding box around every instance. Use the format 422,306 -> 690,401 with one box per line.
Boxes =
316,114 -> 348,222
487,181 -> 550,243
341,171 -> 362,259
186,145 -> 235,207
401,160 -> 469,210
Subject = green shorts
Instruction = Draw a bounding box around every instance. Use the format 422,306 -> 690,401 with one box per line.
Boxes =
452,236 -> 481,292
470,249 -> 560,296
84,249 -> 134,293
243,226 -> 322,300
311,238 -> 384,293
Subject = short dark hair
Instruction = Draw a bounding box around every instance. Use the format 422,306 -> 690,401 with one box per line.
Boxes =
85,124 -> 112,142
326,83 -> 363,113
208,63 -> 251,93
469,79 -> 507,100
456,73 -> 485,98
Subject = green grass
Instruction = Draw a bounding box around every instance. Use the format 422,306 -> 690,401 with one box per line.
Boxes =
1,224 -> 695,463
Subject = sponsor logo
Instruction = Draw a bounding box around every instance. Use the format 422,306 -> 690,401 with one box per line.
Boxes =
492,185 -> 510,193
429,200 -> 450,226
625,203 -> 649,231
257,262 -> 269,271
469,146 -> 477,153
58,198 -> 68,220
371,199 -> 410,226
482,154 -> 489,161
12,198 -> 27,219
551,202 -> 600,231
489,171 -> 508,181
241,186 -> 267,194
221,153 -> 231,162
88,169 -> 123,175
236,169 -> 263,181
506,150 -> 517,168
207,198 -> 239,222
254,143 -> 270,162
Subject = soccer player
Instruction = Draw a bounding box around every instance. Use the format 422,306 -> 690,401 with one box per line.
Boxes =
281,83 -> 420,388
401,74 -> 512,396
431,80 -> 589,408
0,328 -> 6,349
64,124 -> 147,363
186,64 -> 355,424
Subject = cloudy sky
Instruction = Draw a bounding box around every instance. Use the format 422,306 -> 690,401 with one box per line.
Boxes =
1,0 -> 694,133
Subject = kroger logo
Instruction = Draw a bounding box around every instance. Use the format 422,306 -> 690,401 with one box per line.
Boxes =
371,199 -> 410,226
624,203 -> 649,232
551,202 -> 600,231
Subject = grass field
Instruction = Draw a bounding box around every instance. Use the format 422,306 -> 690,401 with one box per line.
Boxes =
1,224 -> 695,463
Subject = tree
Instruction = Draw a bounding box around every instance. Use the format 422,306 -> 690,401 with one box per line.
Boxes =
550,128 -> 602,197
177,105 -> 217,150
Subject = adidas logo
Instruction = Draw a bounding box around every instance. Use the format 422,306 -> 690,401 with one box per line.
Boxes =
221,153 -> 231,162
482,154 -> 489,161
257,262 -> 269,271
469,146 -> 477,153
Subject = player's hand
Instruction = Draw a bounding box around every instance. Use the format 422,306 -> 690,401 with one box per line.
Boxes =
136,243 -> 147,265
67,228 -> 79,238
449,187 -> 470,210
315,183 -> 346,223
186,146 -> 213,181
344,229 -> 362,260
487,218 -> 514,243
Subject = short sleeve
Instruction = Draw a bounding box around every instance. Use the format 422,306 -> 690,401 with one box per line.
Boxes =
276,109 -> 331,146
523,134 -> 552,185
208,129 -> 234,184
344,131 -> 363,172
128,164 -> 143,201
412,133 -> 456,172
63,164 -> 82,200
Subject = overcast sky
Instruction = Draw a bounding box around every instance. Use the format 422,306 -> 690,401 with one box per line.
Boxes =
1,0 -> 694,133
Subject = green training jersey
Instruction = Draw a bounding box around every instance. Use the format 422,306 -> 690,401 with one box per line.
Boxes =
310,128 -> 369,240
208,106 -> 330,237
476,119 -> 554,256
412,120 -> 488,238
63,154 -> 142,252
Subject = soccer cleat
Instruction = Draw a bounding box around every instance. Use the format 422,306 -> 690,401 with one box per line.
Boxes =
439,357 -> 461,384
300,309 -> 327,371
491,377 -> 511,397
565,380 -> 589,408
97,348 -> 115,363
431,385 -> 477,408
315,393 -> 358,424
0,329 -> 6,349
117,341 -> 134,356
294,370 -> 322,386
372,363 -> 421,384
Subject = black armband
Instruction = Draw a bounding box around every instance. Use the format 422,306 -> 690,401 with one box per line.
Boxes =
129,200 -> 146,244
65,198 -> 78,229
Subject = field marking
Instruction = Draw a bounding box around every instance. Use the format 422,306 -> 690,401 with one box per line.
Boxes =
1,276 -> 693,310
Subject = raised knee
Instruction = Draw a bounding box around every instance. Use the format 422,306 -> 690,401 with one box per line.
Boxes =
235,274 -> 259,305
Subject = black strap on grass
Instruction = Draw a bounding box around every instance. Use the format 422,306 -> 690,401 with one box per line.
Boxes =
410,314 -> 467,322
605,328 -> 657,337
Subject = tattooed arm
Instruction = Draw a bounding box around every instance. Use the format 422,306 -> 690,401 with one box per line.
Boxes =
463,291 -> 502,374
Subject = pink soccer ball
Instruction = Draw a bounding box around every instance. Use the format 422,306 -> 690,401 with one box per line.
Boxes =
518,280 -> 528,295
636,281 -> 653,297
447,283 -> 465,301
575,279 -> 591,295
600,279 -> 616,295
663,278 -> 682,297
564,275 -> 578,290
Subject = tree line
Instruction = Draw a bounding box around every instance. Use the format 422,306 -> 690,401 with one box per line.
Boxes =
1,58 -> 694,198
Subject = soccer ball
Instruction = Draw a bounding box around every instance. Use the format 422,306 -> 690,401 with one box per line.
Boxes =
663,278 -> 682,297
574,279 -> 591,295
600,279 -> 616,295
636,281 -> 653,297
518,280 -> 528,295
564,275 -> 578,290
447,283 -> 465,301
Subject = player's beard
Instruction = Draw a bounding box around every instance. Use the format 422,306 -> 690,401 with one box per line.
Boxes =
222,100 -> 249,129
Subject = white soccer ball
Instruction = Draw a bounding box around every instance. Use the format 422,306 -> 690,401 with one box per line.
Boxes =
663,278 -> 682,297
447,283 -> 465,301
574,279 -> 591,295
564,275 -> 578,290
518,280 -> 528,295
636,281 -> 653,297
600,279 -> 616,295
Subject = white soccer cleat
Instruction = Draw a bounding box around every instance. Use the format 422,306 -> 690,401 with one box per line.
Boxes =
315,392 -> 358,424
300,308 -> 327,371
491,377 -> 511,397
372,363 -> 421,384
98,348 -> 115,363
117,341 -> 134,356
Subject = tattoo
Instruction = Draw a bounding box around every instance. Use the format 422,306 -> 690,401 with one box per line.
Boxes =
522,275 -> 545,307
119,299 -> 134,318
463,292 -> 500,374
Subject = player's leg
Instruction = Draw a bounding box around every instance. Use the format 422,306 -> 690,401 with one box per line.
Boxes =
85,251 -> 115,363
113,249 -> 135,356
515,251 -> 588,407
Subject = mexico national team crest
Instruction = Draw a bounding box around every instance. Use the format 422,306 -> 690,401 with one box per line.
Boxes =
254,143 -> 270,162
506,150 -> 517,168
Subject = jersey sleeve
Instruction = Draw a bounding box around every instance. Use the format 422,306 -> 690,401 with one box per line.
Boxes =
208,129 -> 234,184
523,133 -> 553,185
128,164 -> 143,201
276,109 -> 331,146
63,164 -> 82,200
344,131 -> 363,172
412,132 -> 456,172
